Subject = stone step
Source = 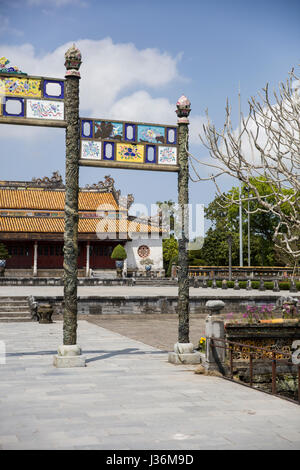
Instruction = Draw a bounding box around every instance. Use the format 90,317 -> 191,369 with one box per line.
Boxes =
0,317 -> 33,322
0,305 -> 29,312
91,270 -> 117,279
0,297 -> 28,301
0,312 -> 31,317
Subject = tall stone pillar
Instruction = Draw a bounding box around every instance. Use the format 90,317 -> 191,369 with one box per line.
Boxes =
54,44 -> 85,368
168,95 -> 200,365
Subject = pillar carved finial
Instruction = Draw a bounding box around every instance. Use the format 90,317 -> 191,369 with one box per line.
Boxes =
64,43 -> 82,78
176,95 -> 191,123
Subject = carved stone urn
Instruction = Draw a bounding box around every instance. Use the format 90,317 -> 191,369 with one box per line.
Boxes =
37,303 -> 53,324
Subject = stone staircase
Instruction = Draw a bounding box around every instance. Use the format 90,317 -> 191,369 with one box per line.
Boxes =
0,297 -> 32,322
90,270 -> 117,279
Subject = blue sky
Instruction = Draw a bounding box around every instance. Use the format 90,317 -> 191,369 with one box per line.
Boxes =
1,0 -> 300,226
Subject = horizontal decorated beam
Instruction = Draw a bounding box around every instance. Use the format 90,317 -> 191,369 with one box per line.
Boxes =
79,117 -> 179,172
79,158 -> 179,172
0,66 -> 66,128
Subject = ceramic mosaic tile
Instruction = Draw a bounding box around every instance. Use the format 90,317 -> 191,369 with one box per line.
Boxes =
116,143 -> 144,163
137,125 -> 165,144
158,146 -> 177,165
81,140 -> 102,160
94,121 -> 123,140
27,99 -> 64,120
0,77 -> 41,98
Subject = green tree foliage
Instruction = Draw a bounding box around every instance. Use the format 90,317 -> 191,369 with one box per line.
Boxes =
194,178 -> 292,266
162,236 -> 178,276
111,244 -> 127,261
0,243 -> 9,260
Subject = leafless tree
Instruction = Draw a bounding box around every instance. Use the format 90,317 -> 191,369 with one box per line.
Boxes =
189,66 -> 300,266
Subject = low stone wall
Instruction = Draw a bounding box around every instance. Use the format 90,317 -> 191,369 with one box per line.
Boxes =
4,269 -> 85,278
0,277 -> 135,286
224,322 -> 300,399
29,294 -> 299,317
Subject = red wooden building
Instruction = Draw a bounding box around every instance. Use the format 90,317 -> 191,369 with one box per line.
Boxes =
0,173 -> 159,276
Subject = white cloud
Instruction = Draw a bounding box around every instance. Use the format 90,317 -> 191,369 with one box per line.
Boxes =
0,38 -> 205,144
27,0 -> 87,7
189,115 -> 206,145
108,91 -> 176,124
0,15 -> 23,37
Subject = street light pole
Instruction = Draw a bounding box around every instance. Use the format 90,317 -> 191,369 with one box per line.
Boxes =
228,234 -> 233,281
248,188 -> 251,267
238,84 -> 243,267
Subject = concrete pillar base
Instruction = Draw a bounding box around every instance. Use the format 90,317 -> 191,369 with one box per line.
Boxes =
168,342 -> 201,364
53,344 -> 86,368
202,360 -> 225,373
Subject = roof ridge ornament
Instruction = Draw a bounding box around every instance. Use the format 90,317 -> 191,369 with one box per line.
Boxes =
0,57 -> 27,75
31,171 -> 64,188
84,175 -> 115,191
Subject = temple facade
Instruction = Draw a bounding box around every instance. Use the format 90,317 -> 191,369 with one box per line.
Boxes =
0,173 -> 164,277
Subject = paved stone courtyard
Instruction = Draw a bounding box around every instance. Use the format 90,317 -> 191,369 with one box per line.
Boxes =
1,320 -> 300,450
1,285 -> 298,298
85,314 -> 206,351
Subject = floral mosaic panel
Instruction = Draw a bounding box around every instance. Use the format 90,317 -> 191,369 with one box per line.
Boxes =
94,121 -> 123,140
116,143 -> 144,163
137,125 -> 165,144
158,146 -> 177,165
27,99 -> 64,120
81,140 -> 102,160
0,77 -> 41,98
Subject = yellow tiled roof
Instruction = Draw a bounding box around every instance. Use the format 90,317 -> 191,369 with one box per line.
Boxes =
0,217 -> 160,234
0,189 -> 120,211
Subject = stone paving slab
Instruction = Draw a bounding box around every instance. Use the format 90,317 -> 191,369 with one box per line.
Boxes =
0,320 -> 300,450
1,285 -> 298,298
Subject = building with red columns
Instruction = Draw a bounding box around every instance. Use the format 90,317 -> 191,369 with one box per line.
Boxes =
0,173 -> 164,277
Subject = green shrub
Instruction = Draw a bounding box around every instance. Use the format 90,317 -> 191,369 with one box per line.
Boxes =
0,243 -> 9,260
111,244 -> 127,261
189,258 -> 205,266
279,282 -> 290,290
264,282 -> 273,290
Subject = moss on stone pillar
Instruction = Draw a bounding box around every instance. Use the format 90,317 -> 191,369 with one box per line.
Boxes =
176,95 -> 191,344
63,44 -> 82,346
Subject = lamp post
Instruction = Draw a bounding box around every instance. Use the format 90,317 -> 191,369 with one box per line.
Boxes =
245,186 -> 251,266
228,234 -> 233,281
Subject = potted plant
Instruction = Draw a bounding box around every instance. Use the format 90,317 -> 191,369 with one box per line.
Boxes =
0,243 -> 9,277
140,257 -> 154,276
111,244 -> 127,278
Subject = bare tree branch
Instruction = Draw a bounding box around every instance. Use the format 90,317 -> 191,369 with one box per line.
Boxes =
189,66 -> 300,262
